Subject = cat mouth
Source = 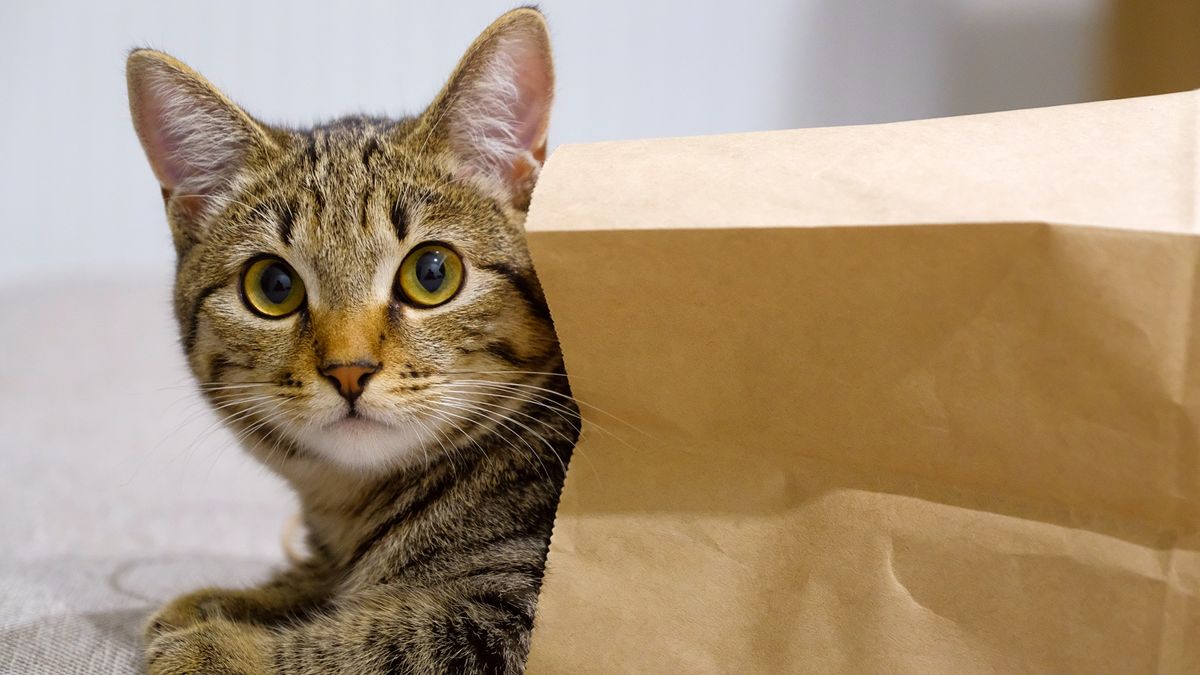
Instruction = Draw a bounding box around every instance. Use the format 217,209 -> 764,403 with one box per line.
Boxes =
326,411 -> 389,432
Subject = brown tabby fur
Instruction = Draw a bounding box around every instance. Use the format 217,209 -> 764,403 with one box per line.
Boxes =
126,9 -> 579,674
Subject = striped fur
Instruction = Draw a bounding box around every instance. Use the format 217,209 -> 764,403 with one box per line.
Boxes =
128,9 -> 579,674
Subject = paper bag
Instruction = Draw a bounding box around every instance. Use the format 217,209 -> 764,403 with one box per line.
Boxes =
522,91 -> 1200,673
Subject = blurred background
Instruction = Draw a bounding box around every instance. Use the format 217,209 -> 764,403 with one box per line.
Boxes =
1,0 -> 1198,284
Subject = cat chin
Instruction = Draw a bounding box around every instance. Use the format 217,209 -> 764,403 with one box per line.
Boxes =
294,415 -> 439,473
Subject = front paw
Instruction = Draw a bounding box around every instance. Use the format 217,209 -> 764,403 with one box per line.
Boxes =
145,588 -> 241,643
146,619 -> 273,675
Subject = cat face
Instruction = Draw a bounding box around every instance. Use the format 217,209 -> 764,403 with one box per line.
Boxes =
128,10 -> 561,472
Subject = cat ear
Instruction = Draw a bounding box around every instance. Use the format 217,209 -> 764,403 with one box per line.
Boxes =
423,8 -> 554,208
126,49 -> 273,225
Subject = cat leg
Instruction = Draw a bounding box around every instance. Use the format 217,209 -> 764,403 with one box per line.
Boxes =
146,619 -> 276,675
145,558 -> 331,642
148,577 -> 539,675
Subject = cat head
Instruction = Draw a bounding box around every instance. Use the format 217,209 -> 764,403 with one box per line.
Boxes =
127,9 -> 563,473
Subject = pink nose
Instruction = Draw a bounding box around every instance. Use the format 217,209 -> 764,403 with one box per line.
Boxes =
320,362 -> 380,403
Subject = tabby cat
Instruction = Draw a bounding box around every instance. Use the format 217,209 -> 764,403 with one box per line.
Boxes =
126,8 -> 579,674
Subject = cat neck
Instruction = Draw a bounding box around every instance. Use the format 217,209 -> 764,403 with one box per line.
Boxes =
261,422 -> 573,569
270,446 -> 453,563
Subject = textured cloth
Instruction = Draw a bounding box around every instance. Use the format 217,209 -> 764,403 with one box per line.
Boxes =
0,273 -> 295,673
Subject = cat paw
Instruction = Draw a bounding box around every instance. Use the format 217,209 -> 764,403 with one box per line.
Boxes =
145,588 -> 242,642
146,619 -> 273,675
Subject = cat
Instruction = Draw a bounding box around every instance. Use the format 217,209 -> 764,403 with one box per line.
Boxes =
126,8 -> 579,674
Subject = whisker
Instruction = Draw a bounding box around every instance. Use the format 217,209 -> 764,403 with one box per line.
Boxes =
407,412 -> 436,470
436,384 -> 611,484
450,378 -> 653,438
411,406 -> 459,477
204,400 -> 288,478
251,420 -> 288,470
439,385 -> 579,423
410,401 -> 491,467
438,391 -> 577,448
434,396 -> 563,479
183,398 -> 281,463
259,414 -> 298,470
422,399 -> 552,482
233,404 -> 288,459
439,383 -> 635,452
436,393 -> 570,475
152,392 -> 278,452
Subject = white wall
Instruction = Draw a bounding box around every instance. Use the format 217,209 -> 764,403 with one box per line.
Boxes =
0,0 -> 1106,284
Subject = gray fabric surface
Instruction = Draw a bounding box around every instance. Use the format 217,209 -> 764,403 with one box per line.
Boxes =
0,273 -> 296,673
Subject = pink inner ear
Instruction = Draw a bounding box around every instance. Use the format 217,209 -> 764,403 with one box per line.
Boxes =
134,89 -> 190,190
448,30 -> 553,191
508,39 -> 552,153
130,68 -> 248,197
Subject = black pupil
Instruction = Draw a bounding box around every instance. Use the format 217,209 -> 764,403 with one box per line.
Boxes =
415,250 -> 447,293
260,263 -> 293,304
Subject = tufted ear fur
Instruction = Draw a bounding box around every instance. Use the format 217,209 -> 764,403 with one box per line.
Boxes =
422,8 -> 555,209
126,49 -> 274,235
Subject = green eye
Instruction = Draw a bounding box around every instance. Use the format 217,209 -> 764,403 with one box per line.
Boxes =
241,257 -> 305,318
397,243 -> 464,307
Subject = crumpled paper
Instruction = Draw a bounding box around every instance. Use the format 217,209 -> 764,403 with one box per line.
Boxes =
523,90 -> 1200,673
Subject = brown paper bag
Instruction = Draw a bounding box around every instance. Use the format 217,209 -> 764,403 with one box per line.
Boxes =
522,91 -> 1200,674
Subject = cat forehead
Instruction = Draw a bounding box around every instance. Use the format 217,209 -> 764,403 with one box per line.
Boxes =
207,145 -> 507,306
271,120 -> 492,232
246,194 -> 448,308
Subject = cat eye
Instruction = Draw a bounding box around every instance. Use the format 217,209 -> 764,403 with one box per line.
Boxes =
396,243 -> 464,307
241,257 -> 306,318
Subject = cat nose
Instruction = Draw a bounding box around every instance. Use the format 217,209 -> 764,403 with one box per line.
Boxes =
320,362 -> 380,403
